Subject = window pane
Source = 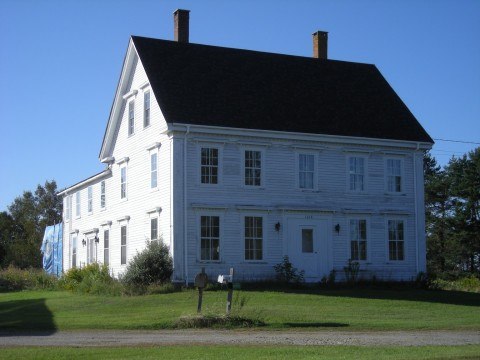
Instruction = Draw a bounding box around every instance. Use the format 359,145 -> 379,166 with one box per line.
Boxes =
200,148 -> 218,184
200,216 -> 220,261
128,101 -> 135,135
245,151 -> 261,186
144,91 -> 150,127
302,229 -> 313,253
151,218 -> 158,240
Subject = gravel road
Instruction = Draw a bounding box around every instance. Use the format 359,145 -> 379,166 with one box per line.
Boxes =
1,330 -> 479,347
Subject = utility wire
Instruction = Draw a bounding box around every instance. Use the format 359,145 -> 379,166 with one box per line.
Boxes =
433,138 -> 480,145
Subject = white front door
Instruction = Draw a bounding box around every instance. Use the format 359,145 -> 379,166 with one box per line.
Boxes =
287,217 -> 330,281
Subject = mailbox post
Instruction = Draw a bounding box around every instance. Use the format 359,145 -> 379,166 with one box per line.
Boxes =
217,267 -> 235,315
194,267 -> 208,314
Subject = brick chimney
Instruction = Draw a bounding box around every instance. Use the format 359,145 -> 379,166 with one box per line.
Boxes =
174,9 -> 190,43
313,31 -> 328,59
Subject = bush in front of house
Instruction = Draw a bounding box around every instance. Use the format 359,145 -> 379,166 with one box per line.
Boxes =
121,240 -> 173,293
58,263 -> 122,296
0,265 -> 57,291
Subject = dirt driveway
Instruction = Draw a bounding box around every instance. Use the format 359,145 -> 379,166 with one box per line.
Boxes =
1,329 -> 479,347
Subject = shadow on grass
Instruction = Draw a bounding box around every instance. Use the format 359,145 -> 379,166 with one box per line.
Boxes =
0,298 -> 56,335
284,322 -> 349,328
239,282 -> 480,307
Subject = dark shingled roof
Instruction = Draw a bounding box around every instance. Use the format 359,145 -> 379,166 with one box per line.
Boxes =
132,36 -> 433,143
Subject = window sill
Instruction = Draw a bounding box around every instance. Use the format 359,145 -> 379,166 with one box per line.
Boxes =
242,260 -> 267,264
100,207 -> 106,212
150,187 -> 159,193
384,192 -> 407,196
120,198 -> 128,203
196,260 -> 223,264
143,124 -> 152,130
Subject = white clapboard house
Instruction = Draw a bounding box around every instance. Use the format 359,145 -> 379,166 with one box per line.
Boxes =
59,10 -> 433,283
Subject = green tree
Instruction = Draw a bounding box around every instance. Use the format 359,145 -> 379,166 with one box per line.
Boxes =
424,152 -> 455,275
1,180 -> 62,268
447,148 -> 480,274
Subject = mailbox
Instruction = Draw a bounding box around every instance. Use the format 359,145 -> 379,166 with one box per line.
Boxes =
217,274 -> 232,284
195,272 -> 208,288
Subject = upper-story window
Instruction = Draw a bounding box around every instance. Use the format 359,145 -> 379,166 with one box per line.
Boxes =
75,192 -> 81,217
200,215 -> 220,261
244,150 -> 262,187
245,216 -> 263,261
299,153 -> 315,189
87,186 -> 93,213
65,196 -> 71,221
120,166 -> 127,199
201,147 -> 218,184
349,157 -> 365,191
128,101 -> 135,136
350,219 -> 367,261
144,91 -> 150,128
151,153 -> 158,189
100,181 -> 106,209
386,159 -> 402,192
388,219 -> 405,261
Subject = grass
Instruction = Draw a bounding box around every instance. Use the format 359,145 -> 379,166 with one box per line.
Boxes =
1,287 -> 479,331
0,345 -> 479,360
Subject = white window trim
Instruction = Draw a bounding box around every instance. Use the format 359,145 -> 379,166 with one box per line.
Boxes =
143,89 -> 151,129
100,180 -> 106,211
150,150 -> 159,191
197,212 -> 223,263
120,165 -> 128,201
296,151 -> 318,191
347,217 -> 370,263
384,157 -> 405,195
346,154 -> 368,193
65,195 -> 71,222
103,227 -> 110,266
243,213 -> 266,262
75,191 -> 81,219
242,147 -> 266,189
198,144 -> 222,186
127,100 -> 135,137
385,217 -> 407,263
120,224 -> 128,266
70,231 -> 78,269
87,186 -> 93,215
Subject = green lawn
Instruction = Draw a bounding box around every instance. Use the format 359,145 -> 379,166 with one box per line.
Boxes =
0,288 -> 479,331
1,345 -> 480,360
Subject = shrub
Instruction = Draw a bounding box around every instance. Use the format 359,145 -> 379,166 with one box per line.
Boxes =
0,266 -> 57,291
343,259 -> 360,283
58,263 -> 121,296
121,240 -> 173,289
430,275 -> 480,293
273,255 -> 304,283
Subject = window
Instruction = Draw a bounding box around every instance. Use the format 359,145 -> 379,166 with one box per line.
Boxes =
75,192 -> 81,217
151,217 -> 158,241
144,91 -> 150,127
150,153 -> 158,188
299,154 -> 315,189
349,157 -> 365,191
350,219 -> 367,261
103,229 -> 109,265
121,225 -> 127,265
200,216 -> 220,261
245,216 -> 263,260
71,234 -> 77,268
386,159 -> 402,192
244,150 -> 262,186
100,181 -> 106,209
302,229 -> 314,253
65,196 -> 71,221
128,101 -> 135,136
201,147 -> 218,184
120,166 -> 127,199
87,186 -> 93,213
388,220 -> 404,261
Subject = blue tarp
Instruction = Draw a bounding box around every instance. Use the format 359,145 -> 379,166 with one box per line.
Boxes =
40,223 -> 63,277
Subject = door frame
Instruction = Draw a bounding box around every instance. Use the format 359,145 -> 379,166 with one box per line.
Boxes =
285,214 -> 333,281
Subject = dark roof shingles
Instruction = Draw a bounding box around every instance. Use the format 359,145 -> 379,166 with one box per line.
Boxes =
132,36 -> 433,143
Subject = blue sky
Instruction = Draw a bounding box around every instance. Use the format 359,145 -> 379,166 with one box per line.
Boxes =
0,0 -> 479,211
